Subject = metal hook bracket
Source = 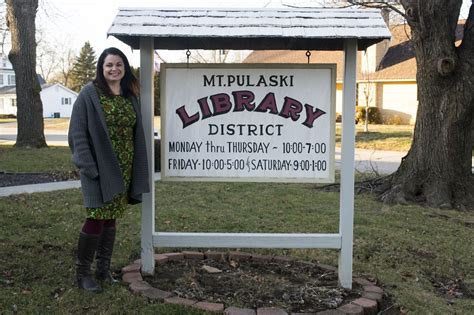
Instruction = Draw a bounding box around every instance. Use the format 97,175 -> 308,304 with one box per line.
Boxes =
186,49 -> 191,67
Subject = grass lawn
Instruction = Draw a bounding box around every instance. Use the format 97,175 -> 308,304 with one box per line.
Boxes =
0,145 -> 76,173
336,124 -> 414,152
0,118 -> 16,123
0,182 -> 473,314
1,122 -> 473,313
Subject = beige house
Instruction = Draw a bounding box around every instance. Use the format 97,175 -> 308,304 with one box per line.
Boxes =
243,23 -> 425,124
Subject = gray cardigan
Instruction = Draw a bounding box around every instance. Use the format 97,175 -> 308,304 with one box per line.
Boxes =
68,82 -> 150,208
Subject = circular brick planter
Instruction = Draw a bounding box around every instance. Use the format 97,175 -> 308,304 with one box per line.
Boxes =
121,251 -> 384,315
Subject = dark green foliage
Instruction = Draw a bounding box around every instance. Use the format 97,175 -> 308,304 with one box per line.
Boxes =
132,67 -> 161,115
68,42 -> 97,92
355,106 -> 382,124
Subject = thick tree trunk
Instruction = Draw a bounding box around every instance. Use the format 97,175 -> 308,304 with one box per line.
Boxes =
6,0 -> 47,148
380,0 -> 474,210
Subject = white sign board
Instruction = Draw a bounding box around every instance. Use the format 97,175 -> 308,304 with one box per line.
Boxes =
161,64 -> 336,183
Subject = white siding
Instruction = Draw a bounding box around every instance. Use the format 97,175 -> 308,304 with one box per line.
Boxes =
357,82 -> 377,108
336,83 -> 343,114
0,70 -> 15,87
40,84 -> 77,118
0,84 -> 77,117
380,82 -> 418,124
0,96 -> 17,115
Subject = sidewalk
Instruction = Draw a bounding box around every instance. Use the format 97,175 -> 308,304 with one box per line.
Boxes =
0,173 -> 163,197
336,148 -> 406,175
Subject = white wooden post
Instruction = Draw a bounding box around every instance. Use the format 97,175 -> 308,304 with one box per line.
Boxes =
140,37 -> 155,275
338,38 -> 357,289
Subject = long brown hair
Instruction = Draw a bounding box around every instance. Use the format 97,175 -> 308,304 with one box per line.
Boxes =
93,47 -> 139,98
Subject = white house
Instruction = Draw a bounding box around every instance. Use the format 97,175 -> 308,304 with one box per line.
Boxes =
0,54 -> 78,118
39,83 -> 77,118
0,54 -> 17,116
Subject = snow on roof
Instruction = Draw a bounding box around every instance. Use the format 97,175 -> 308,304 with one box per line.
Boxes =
108,7 -> 391,50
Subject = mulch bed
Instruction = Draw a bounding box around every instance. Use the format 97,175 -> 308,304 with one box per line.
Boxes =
149,257 -> 356,312
122,251 -> 399,314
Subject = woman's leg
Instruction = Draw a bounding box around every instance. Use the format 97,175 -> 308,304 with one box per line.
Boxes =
75,219 -> 104,293
81,218 -> 105,235
95,219 -> 118,283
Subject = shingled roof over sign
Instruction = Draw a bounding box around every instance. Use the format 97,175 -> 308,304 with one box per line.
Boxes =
107,7 -> 391,51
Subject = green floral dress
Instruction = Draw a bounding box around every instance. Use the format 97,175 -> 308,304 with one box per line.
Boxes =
86,93 -> 136,220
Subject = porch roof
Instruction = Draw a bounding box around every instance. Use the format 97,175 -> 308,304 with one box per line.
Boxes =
107,7 -> 391,51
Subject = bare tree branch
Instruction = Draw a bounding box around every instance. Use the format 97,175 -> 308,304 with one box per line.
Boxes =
282,1 -> 406,19
0,2 -> 10,54
348,1 -> 406,18
189,50 -> 209,63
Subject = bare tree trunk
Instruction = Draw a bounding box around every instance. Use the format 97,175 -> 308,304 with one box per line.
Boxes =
380,0 -> 474,210
6,0 -> 47,148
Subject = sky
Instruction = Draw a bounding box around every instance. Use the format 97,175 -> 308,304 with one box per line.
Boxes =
37,0 -> 285,66
37,0 -> 472,67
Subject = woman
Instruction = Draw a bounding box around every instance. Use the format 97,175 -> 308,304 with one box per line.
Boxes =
68,47 -> 149,293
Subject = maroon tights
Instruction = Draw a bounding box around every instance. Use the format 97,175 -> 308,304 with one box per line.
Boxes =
81,218 -> 116,235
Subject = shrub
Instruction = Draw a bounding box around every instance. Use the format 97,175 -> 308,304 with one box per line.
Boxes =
335,112 -> 359,124
0,114 -> 16,119
387,115 -> 403,125
355,106 -> 382,124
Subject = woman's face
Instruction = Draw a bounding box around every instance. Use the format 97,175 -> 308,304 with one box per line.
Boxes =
103,54 -> 125,84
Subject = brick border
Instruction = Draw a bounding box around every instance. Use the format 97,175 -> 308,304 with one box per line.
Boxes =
122,251 -> 385,315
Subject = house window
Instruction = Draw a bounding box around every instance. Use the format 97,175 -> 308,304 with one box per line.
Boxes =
0,75 -> 3,85
8,75 -> 15,85
61,97 -> 72,105
11,99 -> 16,107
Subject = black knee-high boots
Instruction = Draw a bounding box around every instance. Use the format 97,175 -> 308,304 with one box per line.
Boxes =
76,227 -> 118,292
95,227 -> 118,284
76,232 -> 103,293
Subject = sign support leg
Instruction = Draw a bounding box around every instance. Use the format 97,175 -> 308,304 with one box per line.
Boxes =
338,38 -> 357,289
140,37 -> 155,275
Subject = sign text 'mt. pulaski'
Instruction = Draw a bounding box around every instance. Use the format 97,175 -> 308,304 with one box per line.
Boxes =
175,90 -> 326,130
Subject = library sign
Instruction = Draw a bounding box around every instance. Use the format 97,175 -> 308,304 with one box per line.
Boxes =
161,64 -> 336,183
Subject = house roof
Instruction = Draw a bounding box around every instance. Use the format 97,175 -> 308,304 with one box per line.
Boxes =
37,75 -> 46,85
373,20 -> 465,80
0,83 -> 78,96
243,23 -> 414,81
108,7 -> 391,51
243,20 -> 466,82
41,83 -> 79,96
243,49 -> 346,80
0,85 -> 16,95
